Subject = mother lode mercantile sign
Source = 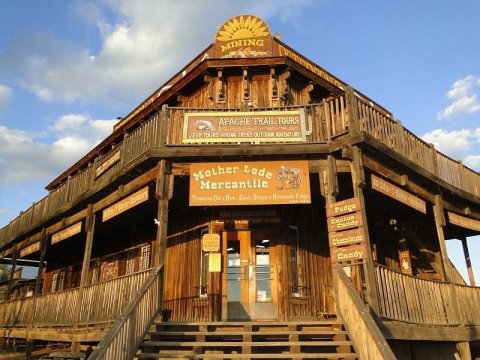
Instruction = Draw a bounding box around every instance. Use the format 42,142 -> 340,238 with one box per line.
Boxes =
189,160 -> 311,206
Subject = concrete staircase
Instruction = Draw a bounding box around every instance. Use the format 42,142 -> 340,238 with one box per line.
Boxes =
135,320 -> 357,359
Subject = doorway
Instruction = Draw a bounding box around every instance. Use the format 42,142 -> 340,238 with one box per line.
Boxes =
222,229 -> 278,320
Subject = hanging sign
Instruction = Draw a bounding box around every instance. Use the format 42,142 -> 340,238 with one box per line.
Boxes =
103,187 -> 149,222
448,212 -> 480,231
190,160 -> 311,206
331,243 -> 367,263
371,174 -> 426,214
329,227 -> 365,247
51,221 -> 82,245
202,234 -> 220,252
327,212 -> 363,233
182,110 -> 305,144
326,197 -> 362,218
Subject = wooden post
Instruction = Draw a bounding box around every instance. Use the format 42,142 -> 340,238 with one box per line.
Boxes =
24,229 -> 48,360
456,342 -> 472,360
5,244 -> 18,301
345,87 -> 360,135
34,229 -> 48,296
433,196 -> 453,282
154,160 -> 173,269
71,205 -> 96,352
350,146 -> 379,313
433,195 -> 464,325
461,237 -> 476,286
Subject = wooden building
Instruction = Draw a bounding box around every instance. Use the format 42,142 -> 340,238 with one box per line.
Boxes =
0,15 -> 479,359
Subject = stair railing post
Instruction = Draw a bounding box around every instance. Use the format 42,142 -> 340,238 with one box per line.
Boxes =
71,204 -> 96,352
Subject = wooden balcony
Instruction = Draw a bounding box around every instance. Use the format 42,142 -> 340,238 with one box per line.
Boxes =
374,264 -> 480,341
0,269 -> 151,341
1,92 -> 479,252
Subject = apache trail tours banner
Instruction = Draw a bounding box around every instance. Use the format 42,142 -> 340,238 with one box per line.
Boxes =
190,160 -> 311,206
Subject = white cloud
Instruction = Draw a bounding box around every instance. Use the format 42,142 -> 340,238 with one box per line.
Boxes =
464,155 -> 480,169
422,128 -> 480,169
0,84 -> 12,114
0,1 -> 314,107
0,115 -> 116,185
438,75 -> 480,119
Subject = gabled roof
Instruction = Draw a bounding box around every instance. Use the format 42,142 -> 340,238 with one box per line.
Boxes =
47,14 -> 390,190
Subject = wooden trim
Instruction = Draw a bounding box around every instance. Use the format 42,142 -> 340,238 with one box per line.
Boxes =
333,264 -> 396,359
380,321 -> 480,342
350,146 -> 379,312
72,206 -> 96,330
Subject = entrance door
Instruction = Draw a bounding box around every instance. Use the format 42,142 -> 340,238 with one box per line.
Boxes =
222,229 -> 277,320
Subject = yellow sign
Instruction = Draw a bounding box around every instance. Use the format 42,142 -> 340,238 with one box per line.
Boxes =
52,221 -> 82,244
214,15 -> 272,58
202,234 -> 220,252
190,160 -> 311,206
371,174 -> 426,214
183,110 -> 305,144
209,253 -> 222,272
399,250 -> 413,275
103,187 -> 149,222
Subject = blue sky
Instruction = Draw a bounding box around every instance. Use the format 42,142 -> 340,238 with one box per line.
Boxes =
0,0 -> 478,283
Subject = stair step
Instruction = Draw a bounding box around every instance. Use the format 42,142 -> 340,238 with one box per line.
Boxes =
139,321 -> 356,360
154,320 -> 341,327
150,330 -> 348,336
136,352 -> 357,359
142,340 -> 353,347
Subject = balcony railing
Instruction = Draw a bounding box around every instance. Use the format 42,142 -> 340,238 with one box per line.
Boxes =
1,95 -> 479,248
0,269 -> 150,328
374,264 -> 480,326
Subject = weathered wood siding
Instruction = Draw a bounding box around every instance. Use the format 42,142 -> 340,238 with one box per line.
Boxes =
163,208 -> 221,322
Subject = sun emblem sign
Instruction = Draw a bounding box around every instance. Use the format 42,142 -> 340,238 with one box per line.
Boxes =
214,15 -> 272,59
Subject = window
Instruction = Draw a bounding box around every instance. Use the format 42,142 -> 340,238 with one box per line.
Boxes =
289,225 -> 307,297
139,245 -> 151,271
51,270 -> 66,292
199,228 -> 209,298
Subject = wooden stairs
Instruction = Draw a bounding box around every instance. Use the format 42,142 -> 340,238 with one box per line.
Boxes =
135,320 -> 357,359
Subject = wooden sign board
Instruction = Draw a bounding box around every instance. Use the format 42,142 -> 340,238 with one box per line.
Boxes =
371,174 -> 426,214
202,234 -> 220,252
326,198 -> 361,218
20,241 -> 40,258
327,212 -> 363,233
448,212 -> 480,231
103,187 -> 149,222
96,150 -> 121,178
190,160 -> 311,206
275,43 -> 344,89
331,243 -> 367,263
329,227 -> 365,247
182,110 -> 305,144
51,221 -> 82,245
213,15 -> 273,59
399,250 -> 413,275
